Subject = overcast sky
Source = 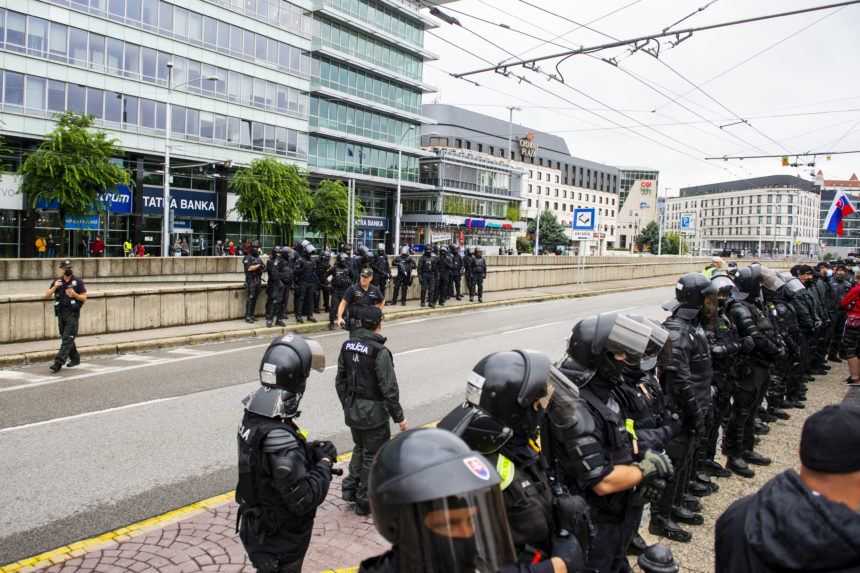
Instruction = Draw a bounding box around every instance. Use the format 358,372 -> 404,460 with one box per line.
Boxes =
423,0 -> 860,194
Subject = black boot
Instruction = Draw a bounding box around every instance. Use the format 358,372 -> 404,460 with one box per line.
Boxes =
681,494 -> 702,513
759,410 -> 777,423
672,505 -> 704,526
627,532 -> 649,556
649,514 -> 692,543
49,361 -> 63,373
754,420 -> 770,434
727,456 -> 755,477
698,459 -> 732,478
66,356 -> 80,367
743,450 -> 772,466
783,399 -> 805,409
687,480 -> 712,497
276,320 -> 286,327
695,473 -> 719,493
767,407 -> 790,420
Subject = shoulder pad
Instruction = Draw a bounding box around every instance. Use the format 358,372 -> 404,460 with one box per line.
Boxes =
263,428 -> 299,453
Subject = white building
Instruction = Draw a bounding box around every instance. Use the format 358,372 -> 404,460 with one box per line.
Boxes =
667,175 -> 821,256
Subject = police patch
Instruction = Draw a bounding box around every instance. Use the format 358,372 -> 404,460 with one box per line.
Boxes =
463,456 -> 490,481
262,362 -> 277,373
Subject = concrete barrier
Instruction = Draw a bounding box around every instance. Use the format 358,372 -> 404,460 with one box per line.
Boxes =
0,258 -> 788,343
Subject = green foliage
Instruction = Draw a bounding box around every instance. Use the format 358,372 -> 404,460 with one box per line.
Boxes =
516,235 -> 532,254
506,203 -> 521,222
443,195 -> 469,216
307,179 -> 364,246
528,211 -> 569,253
634,221 -> 660,252
230,157 -> 311,240
660,232 -> 689,255
20,112 -> 129,215
823,252 -> 835,261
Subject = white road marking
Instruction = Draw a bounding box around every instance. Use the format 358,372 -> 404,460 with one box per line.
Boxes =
69,363 -> 122,373
397,347 -> 430,356
167,348 -> 213,356
0,370 -> 51,383
502,321 -> 566,335
114,355 -> 165,363
0,397 -> 179,434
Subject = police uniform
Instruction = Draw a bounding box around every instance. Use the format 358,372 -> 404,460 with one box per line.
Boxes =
436,248 -> 452,305
390,252 -> 415,306
341,283 -> 384,330
418,250 -> 437,307
314,253 -> 332,314
293,252 -> 318,322
327,257 -> 354,328
265,250 -> 287,327
335,319 -> 403,514
371,251 -> 391,300
470,253 -> 487,302
50,267 -> 87,370
243,251 -> 264,322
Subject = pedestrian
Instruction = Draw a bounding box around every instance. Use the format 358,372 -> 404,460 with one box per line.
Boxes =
336,267 -> 384,331
463,247 -> 475,299
703,256 -> 724,278
358,428 -> 582,573
370,245 -> 391,300
335,305 -> 406,516
417,244 -> 437,308
327,252 -> 354,330
236,334 -> 335,573
35,235 -> 46,258
123,239 -> 132,257
199,236 -> 208,256
90,234 -> 105,257
173,238 -> 182,257
435,245 -> 452,306
469,248 -> 487,302
135,243 -> 145,257
215,240 -> 225,256
714,404 -> 860,573
839,276 -> 860,385
242,238 -> 252,256
180,237 -> 190,256
388,246 -> 415,306
47,234 -> 57,257
228,240 -> 236,256
45,260 -> 87,373
243,245 -> 263,323
80,235 -> 89,257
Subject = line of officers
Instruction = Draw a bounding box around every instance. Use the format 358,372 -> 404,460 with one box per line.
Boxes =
240,241 -> 489,328
231,261 -> 847,573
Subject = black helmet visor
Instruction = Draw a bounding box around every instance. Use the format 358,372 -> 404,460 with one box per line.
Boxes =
407,488 -> 516,573
603,314 -> 652,360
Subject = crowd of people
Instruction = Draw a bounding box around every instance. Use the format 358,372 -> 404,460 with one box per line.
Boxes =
241,242 -> 490,329
232,256 -> 860,573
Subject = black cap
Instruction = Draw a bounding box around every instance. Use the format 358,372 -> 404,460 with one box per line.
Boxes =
800,405 -> 860,474
58,259 -> 73,269
360,267 -> 373,277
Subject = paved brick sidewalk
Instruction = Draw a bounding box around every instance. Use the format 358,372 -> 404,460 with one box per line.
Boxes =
9,461 -> 387,573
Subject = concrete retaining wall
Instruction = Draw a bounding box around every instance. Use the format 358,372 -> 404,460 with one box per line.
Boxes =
0,259 -> 734,343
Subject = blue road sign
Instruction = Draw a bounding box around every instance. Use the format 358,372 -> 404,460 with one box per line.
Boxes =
572,207 -> 597,231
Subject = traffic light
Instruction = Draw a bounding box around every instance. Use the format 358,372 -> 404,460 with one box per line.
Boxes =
781,156 -> 790,166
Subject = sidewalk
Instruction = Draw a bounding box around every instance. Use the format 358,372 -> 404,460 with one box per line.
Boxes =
2,364 -> 852,573
0,276 -> 679,366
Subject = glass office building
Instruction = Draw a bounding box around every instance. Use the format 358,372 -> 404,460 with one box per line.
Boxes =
0,0 -> 313,256
308,0 -> 439,249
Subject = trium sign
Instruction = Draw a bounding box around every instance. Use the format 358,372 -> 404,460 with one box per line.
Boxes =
519,132 -> 538,158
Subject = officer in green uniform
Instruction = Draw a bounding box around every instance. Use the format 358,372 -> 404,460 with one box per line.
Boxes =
46,260 -> 87,373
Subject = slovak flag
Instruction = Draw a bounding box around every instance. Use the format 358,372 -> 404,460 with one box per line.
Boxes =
824,190 -> 856,236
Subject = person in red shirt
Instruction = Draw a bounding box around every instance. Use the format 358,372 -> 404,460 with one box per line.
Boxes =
228,241 -> 237,256
839,280 -> 860,385
135,243 -> 145,257
90,235 -> 105,257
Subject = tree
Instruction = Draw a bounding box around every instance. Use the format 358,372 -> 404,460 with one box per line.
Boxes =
230,157 -> 310,242
20,113 -> 129,253
661,231 -> 688,255
634,221 -> 660,252
306,179 -> 363,248
527,211 -> 568,254
516,235 -> 532,254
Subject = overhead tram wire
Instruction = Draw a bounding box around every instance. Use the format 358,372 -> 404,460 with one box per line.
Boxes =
427,26 -> 742,177
705,149 -> 860,161
516,1 -> 786,153
454,1 -> 860,77
443,4 -> 771,156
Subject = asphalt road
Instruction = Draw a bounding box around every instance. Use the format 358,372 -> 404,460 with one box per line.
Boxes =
0,286 -> 672,564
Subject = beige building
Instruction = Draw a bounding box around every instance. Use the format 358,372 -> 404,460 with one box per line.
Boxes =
618,178 -> 660,250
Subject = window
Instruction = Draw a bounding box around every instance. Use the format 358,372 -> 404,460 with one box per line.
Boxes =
199,111 -> 213,140
140,98 -> 155,128
142,0 -> 157,27
122,94 -> 138,124
25,76 -> 46,110
89,33 -> 105,70
109,0 -> 124,19
173,7 -> 188,37
28,16 -> 49,57
171,105 -> 186,135
6,11 -> 26,52
158,2 -> 173,33
85,87 -> 103,118
141,47 -> 157,81
105,91 -> 122,122
124,43 -> 140,78
49,22 -> 67,61
2,71 -> 23,106
204,16 -> 217,47
126,0 -> 141,22
67,83 -> 85,113
188,11 -> 202,43
106,38 -> 124,72
227,117 -> 240,145
47,79 -> 65,112
186,108 -> 199,137
214,114 -> 227,142
239,119 -> 251,148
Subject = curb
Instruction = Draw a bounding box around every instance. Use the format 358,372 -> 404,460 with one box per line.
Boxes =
0,281 -> 676,367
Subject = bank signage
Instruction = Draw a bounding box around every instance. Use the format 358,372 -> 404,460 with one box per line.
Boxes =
519,132 -> 538,158
640,180 -> 655,195
143,186 -> 217,218
64,214 -> 100,231
357,216 -> 388,230
33,184 -> 132,213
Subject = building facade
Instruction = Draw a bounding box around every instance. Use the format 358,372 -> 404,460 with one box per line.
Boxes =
420,104 -> 619,253
816,171 -> 860,256
618,166 -> 659,210
0,0 -> 444,257
669,175 -> 820,257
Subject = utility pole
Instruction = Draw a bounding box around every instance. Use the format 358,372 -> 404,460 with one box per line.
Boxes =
506,106 -> 521,161
534,208 -> 541,255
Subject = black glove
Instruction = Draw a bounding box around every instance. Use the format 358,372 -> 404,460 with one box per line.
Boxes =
638,477 -> 667,504
741,336 -> 755,353
311,440 -> 338,464
551,532 -> 586,572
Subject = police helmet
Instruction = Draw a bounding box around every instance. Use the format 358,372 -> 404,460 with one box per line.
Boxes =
438,403 -> 513,455
672,272 -> 717,310
628,315 -> 669,372
566,312 -> 653,375
465,350 -> 553,436
423,244 -> 432,253
336,252 -> 350,265
735,266 -> 763,299
400,246 -> 410,256
259,333 -> 325,391
357,244 -> 371,258
440,245 -> 449,254
377,243 -> 386,255
760,266 -> 785,293
368,428 -> 516,573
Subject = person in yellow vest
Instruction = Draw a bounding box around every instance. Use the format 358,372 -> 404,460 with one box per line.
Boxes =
123,239 -> 133,257
703,256 -> 725,279
35,236 -> 47,258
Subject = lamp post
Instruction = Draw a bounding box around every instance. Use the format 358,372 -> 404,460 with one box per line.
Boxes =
506,106 -> 521,161
394,124 -> 417,254
161,62 -> 218,257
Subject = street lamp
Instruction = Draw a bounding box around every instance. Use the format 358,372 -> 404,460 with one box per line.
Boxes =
161,61 -> 218,257
506,106 -> 521,161
394,124 -> 417,254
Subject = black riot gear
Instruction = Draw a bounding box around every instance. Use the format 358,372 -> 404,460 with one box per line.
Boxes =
361,428 -> 517,573
565,312 -> 654,382
735,266 -> 763,301
259,334 -> 326,392
670,272 -> 717,315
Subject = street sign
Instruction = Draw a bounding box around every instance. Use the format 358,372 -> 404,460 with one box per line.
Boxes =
572,207 -> 597,231
573,231 -> 593,240
679,212 -> 696,234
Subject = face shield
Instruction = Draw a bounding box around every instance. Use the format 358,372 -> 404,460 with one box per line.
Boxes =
305,338 -> 326,372
784,278 -> 806,296
402,489 -> 516,573
601,314 -> 653,365
640,322 -> 669,372
761,268 -> 786,292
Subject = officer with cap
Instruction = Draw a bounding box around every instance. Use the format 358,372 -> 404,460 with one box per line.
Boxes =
236,333 -> 336,573
549,312 -> 674,572
46,260 -> 88,373
335,305 -> 406,515
390,246 -> 416,306
438,350 -> 586,571
243,245 -> 264,323
359,428 -> 580,573
337,267 -> 384,331
418,245 -> 437,308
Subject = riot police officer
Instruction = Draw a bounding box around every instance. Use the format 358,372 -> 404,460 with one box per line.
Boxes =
650,273 -> 715,543
328,253 -> 354,330
371,245 -> 391,300
463,247 -> 475,299
46,260 -> 88,373
549,312 -> 674,572
470,249 -> 488,302
335,305 -> 406,515
439,350 -> 586,570
450,246 -> 465,300
390,246 -> 416,306
418,245 -> 437,308
265,247 -> 288,328
314,250 -> 333,314
243,245 -> 264,323
293,241 -> 319,324
436,245 -> 453,306
236,334 -> 335,573
359,428 -> 581,573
